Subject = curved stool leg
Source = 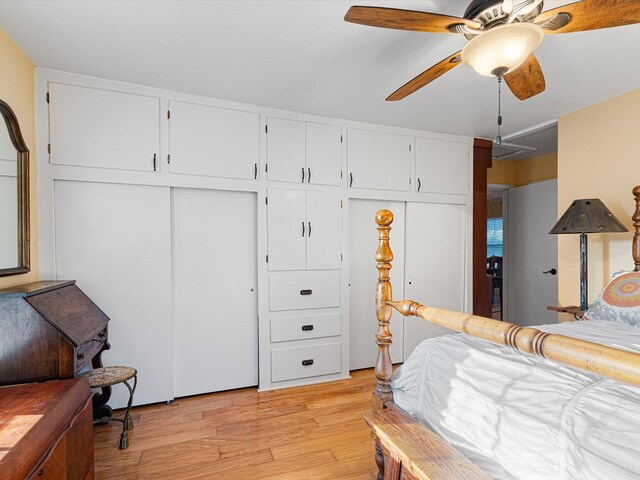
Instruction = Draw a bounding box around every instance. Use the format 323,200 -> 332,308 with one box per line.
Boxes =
119,376 -> 136,450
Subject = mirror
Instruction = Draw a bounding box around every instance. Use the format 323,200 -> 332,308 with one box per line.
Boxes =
0,99 -> 29,276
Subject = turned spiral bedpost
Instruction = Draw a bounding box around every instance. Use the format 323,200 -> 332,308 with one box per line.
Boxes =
373,210 -> 394,411
633,186 -> 640,272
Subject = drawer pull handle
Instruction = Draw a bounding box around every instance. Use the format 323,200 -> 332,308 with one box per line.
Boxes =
300,289 -> 312,295
302,359 -> 314,366
302,167 -> 305,183
302,222 -> 305,237
302,325 -> 314,331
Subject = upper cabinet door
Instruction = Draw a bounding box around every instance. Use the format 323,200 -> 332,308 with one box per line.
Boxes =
415,137 -> 470,195
347,128 -> 411,191
169,101 -> 259,180
267,117 -> 306,183
49,83 -> 160,172
267,188 -> 307,271
306,190 -> 342,270
306,122 -> 342,186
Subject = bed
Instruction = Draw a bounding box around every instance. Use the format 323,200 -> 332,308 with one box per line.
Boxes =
366,187 -> 640,480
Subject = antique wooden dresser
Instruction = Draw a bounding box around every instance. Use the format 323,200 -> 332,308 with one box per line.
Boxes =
0,379 -> 94,479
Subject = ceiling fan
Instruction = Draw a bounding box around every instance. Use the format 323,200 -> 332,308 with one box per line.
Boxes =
345,0 -> 640,102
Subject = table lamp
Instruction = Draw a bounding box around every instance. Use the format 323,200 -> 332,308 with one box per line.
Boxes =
550,199 -> 628,310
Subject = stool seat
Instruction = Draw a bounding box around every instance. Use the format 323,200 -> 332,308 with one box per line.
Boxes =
80,366 -> 137,388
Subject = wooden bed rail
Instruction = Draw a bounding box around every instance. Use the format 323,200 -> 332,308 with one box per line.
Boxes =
373,206 -> 640,410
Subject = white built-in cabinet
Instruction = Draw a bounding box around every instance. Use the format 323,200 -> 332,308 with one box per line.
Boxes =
347,128 -> 411,191
38,70 -> 473,398
415,137 -> 470,195
168,100 -> 260,180
403,202 -> 466,359
53,180 -> 173,408
172,188 -> 258,398
266,117 -> 342,186
266,188 -> 342,271
48,83 -> 160,172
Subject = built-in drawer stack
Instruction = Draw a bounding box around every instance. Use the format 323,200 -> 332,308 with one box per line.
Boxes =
269,271 -> 342,382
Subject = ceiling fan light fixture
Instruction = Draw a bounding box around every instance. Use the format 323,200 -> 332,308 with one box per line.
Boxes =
461,23 -> 544,77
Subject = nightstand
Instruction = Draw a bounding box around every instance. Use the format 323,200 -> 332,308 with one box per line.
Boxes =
547,305 -> 586,321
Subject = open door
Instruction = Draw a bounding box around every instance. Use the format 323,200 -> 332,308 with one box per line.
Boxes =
505,179 -> 558,326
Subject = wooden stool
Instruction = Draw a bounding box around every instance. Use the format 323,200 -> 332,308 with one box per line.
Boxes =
80,366 -> 137,449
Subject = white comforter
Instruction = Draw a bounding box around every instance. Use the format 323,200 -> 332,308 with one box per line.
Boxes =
391,320 -> 640,480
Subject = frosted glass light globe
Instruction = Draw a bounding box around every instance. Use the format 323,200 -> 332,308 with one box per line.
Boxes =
461,23 -> 544,77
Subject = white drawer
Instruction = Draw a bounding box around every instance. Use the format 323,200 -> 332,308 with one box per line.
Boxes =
271,311 -> 342,343
269,272 -> 340,311
271,342 -> 342,382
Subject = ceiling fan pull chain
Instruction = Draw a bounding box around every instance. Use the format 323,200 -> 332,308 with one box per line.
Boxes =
496,75 -> 503,146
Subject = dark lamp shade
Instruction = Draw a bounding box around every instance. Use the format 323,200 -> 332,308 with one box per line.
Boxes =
549,198 -> 629,235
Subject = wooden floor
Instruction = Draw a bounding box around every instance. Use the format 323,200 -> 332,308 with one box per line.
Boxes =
94,369 -> 378,479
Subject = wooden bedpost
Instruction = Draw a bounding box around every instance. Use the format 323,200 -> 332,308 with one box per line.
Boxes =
374,210 -> 394,412
633,186 -> 640,272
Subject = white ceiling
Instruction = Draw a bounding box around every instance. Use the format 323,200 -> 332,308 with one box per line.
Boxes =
0,0 -> 639,146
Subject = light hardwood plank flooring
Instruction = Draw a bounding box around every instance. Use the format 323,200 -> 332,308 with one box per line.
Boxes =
94,369 -> 378,479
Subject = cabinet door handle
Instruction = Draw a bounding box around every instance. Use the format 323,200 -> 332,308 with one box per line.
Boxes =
308,167 -> 311,183
153,153 -> 157,171
302,359 -> 314,366
300,289 -> 312,295
302,167 -> 305,183
308,222 -> 311,237
302,221 -> 305,237
418,178 -> 421,192
301,325 -> 314,331
254,163 -> 257,179
349,172 -> 353,187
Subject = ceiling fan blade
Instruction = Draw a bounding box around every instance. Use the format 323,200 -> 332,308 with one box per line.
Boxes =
345,6 -> 480,34
386,52 -> 461,102
536,0 -> 640,34
504,54 -> 546,101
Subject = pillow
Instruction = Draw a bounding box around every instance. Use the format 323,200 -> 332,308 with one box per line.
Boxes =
583,271 -> 640,326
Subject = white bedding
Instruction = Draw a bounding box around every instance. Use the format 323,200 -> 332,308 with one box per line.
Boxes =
391,320 -> 640,480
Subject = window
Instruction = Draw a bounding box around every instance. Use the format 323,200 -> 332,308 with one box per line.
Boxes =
487,217 -> 503,257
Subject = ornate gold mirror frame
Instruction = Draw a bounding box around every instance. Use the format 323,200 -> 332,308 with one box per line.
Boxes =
0,99 -> 30,277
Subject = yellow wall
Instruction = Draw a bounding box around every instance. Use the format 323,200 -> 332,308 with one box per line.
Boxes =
0,29 -> 38,289
557,89 -> 640,312
488,153 -> 558,187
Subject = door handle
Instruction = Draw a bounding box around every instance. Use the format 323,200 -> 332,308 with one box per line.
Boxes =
302,167 -> 305,183
153,153 -> 157,171
308,222 -> 311,237
302,221 -> 305,237
543,268 -> 557,275
349,172 -> 353,187
417,178 -> 421,192
308,167 -> 311,183
254,163 -> 257,179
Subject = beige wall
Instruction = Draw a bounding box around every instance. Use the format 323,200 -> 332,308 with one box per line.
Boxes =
0,28 -> 38,289
558,89 -> 640,313
488,153 -> 558,187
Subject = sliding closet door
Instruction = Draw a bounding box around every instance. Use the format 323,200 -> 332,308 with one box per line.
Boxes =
172,188 -> 258,397
54,180 -> 173,408
404,202 -> 466,360
349,199 -> 405,370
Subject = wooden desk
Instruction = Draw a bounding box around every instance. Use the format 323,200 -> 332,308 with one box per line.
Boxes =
0,379 -> 94,480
